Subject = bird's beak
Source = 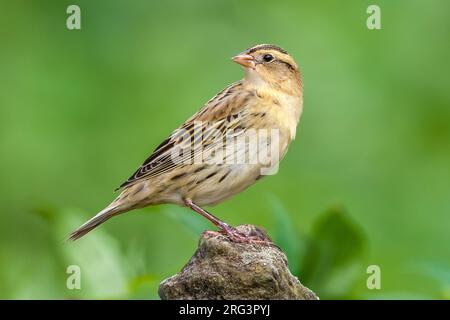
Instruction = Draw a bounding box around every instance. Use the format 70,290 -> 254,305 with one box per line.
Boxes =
232,54 -> 256,69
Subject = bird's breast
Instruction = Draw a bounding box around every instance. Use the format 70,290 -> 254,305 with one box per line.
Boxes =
253,89 -> 303,142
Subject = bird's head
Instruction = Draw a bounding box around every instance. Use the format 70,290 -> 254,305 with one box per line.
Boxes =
232,44 -> 301,95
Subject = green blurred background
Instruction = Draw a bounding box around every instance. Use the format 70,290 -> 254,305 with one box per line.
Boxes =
1,0 -> 449,299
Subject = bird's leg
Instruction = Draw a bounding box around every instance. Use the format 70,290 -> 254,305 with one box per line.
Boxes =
184,199 -> 235,234
184,199 -> 269,244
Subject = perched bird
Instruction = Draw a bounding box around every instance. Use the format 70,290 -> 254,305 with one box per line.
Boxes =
69,44 -> 303,242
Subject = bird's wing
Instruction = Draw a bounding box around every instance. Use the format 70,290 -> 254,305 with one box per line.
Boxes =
117,81 -> 253,189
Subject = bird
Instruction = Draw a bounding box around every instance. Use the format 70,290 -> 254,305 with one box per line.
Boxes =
69,44 -> 303,243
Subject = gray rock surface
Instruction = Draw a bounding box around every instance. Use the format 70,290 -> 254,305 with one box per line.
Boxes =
159,224 -> 318,300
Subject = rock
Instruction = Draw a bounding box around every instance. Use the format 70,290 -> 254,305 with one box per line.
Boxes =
158,224 -> 318,300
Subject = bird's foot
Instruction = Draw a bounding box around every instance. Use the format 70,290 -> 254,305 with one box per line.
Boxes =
202,230 -> 219,238
218,225 -> 273,245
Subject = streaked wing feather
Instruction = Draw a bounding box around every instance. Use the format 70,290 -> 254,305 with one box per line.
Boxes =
117,81 -> 251,189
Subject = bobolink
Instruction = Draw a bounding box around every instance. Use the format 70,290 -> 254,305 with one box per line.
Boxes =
70,44 -> 303,243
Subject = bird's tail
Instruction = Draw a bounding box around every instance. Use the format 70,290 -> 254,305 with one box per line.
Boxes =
68,201 -> 127,241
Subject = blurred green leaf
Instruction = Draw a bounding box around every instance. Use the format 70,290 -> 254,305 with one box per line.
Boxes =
32,205 -> 58,223
414,263 -> 450,286
165,207 -> 211,239
270,197 -> 305,274
298,208 -> 367,299
412,262 -> 450,299
54,208 -> 130,299
127,273 -> 160,299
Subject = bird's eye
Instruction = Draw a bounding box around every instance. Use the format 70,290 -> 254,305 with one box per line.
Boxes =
263,54 -> 274,62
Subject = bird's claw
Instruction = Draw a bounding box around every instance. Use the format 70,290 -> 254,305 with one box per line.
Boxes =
202,226 -> 274,246
219,226 -> 273,246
